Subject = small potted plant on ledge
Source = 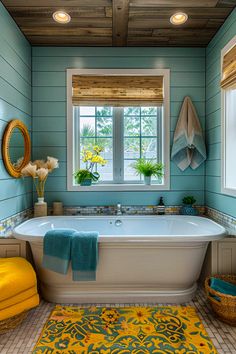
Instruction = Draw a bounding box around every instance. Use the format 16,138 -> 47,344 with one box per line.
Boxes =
181,196 -> 198,215
74,145 -> 107,186
132,158 -> 164,185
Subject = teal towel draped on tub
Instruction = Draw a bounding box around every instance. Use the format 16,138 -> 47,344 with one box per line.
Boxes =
71,231 -> 99,281
42,229 -> 76,274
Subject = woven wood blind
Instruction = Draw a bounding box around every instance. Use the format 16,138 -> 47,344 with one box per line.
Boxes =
221,44 -> 236,89
72,75 -> 164,106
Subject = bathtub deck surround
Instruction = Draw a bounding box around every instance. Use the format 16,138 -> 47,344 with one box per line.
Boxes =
1,204 -> 235,238
13,215 -> 226,304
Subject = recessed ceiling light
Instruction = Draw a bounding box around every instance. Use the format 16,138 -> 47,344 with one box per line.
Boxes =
170,12 -> 188,25
53,11 -> 71,24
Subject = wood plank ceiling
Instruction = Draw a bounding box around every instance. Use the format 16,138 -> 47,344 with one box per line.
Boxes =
1,0 -> 236,46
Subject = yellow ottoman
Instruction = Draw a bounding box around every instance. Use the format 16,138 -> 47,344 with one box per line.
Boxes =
0,257 -> 39,333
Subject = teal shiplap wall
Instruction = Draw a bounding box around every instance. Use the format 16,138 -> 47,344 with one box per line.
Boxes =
0,3 -> 32,220
206,8 -> 236,217
32,47 -> 205,206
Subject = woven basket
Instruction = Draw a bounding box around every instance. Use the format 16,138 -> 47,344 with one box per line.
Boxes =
205,275 -> 236,326
0,311 -> 28,335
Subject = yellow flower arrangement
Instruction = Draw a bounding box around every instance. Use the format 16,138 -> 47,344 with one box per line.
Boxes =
74,145 -> 107,185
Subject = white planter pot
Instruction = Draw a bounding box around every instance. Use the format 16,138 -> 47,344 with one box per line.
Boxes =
144,176 -> 151,185
37,197 -> 45,204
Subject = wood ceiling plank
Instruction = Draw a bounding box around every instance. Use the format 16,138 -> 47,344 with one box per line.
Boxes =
129,19 -> 209,29
129,7 -> 232,18
28,35 -> 112,45
112,0 -> 130,46
2,0 -> 112,6
105,6 -> 113,17
14,17 -> 112,28
128,38 -> 170,45
128,37 -> 210,46
128,29 -> 153,36
8,6 -> 108,18
22,27 -> 112,36
207,18 -> 226,27
130,0 -> 219,7
216,0 -> 236,7
152,28 -> 216,36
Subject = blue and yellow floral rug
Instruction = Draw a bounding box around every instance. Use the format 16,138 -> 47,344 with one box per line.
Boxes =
33,305 -> 216,353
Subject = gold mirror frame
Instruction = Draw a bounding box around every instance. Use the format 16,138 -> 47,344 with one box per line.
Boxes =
2,119 -> 31,178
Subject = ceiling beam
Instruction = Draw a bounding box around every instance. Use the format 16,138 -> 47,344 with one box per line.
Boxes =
112,0 -> 130,46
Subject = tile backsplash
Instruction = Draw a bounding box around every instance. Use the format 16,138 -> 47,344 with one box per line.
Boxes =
59,205 -> 205,216
0,208 -> 32,237
206,207 -> 236,236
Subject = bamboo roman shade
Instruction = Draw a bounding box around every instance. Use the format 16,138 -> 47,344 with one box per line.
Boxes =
72,75 -> 164,106
221,44 -> 236,89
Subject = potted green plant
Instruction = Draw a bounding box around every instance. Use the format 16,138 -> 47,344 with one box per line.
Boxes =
181,196 -> 198,215
132,159 -> 164,185
74,145 -> 107,186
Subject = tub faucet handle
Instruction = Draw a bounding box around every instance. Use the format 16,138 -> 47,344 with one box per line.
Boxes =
117,203 -> 122,215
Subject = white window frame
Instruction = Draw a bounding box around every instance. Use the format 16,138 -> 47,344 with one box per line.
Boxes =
67,68 -> 170,191
221,35 -> 236,196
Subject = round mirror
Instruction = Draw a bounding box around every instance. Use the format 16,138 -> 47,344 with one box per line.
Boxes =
8,127 -> 25,169
2,120 -> 31,178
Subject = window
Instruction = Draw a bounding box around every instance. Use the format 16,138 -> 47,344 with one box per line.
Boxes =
74,105 -> 162,183
67,69 -> 170,191
221,36 -> 236,196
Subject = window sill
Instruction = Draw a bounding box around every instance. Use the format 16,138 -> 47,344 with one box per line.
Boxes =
67,183 -> 170,192
221,186 -> 236,197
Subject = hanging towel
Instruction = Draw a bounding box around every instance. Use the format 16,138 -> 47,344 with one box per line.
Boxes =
42,229 -> 76,274
171,96 -> 206,171
71,231 -> 99,281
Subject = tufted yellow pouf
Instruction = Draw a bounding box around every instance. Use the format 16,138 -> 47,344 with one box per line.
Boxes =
0,257 -> 39,333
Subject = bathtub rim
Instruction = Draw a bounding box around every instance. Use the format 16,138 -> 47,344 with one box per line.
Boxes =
13,215 -> 227,243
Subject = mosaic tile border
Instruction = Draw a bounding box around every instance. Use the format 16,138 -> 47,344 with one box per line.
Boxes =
0,208 -> 33,237
49,204 -> 206,216
206,207 -> 236,236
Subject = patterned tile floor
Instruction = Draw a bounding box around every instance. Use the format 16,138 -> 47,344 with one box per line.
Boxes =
0,287 -> 235,354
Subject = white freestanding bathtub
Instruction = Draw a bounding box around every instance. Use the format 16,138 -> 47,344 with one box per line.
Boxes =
13,215 -> 226,304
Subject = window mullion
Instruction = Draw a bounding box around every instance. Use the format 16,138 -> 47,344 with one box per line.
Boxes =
157,107 -> 162,162
113,107 -> 124,183
139,108 -> 142,181
74,106 -> 80,172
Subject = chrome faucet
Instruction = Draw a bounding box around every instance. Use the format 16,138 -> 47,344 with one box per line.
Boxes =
117,203 -> 122,216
